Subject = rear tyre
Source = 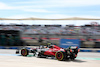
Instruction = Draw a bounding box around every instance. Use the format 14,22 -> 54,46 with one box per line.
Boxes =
70,56 -> 75,60
55,51 -> 66,61
21,49 -> 29,56
70,53 -> 76,60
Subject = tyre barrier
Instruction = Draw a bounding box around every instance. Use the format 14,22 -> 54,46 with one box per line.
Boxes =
0,46 -> 6,49
97,50 -> 100,52
0,46 -> 30,49
9,47 -> 19,49
80,50 -> 92,52
80,49 -> 100,52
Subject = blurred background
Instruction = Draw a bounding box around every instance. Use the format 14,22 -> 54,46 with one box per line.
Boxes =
0,22 -> 100,48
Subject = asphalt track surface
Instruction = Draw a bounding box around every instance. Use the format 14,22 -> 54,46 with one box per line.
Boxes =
0,49 -> 100,67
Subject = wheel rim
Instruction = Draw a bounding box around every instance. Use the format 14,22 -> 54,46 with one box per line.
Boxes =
57,52 -> 62,59
55,52 -> 64,61
21,49 -> 27,56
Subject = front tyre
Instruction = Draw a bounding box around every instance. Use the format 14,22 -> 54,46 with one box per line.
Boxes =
21,49 -> 29,56
55,51 -> 66,61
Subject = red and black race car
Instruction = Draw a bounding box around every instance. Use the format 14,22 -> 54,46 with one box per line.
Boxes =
16,45 -> 80,61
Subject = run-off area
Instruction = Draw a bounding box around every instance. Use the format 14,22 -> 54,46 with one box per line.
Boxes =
0,49 -> 100,67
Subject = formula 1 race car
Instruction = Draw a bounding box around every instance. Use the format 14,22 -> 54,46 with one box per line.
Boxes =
16,45 -> 80,61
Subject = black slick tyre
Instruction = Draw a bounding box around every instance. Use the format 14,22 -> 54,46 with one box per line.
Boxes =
70,53 -> 76,60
